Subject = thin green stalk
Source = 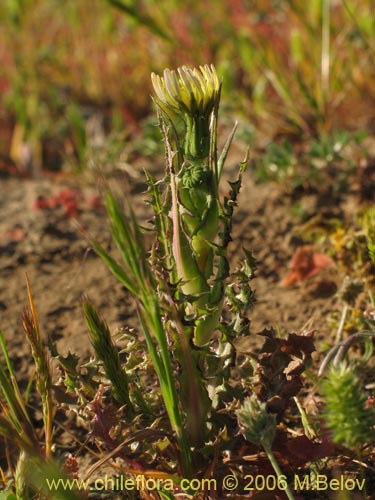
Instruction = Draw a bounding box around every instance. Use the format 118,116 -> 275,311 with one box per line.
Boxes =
138,302 -> 192,476
335,302 -> 349,343
0,330 -> 39,450
319,331 -> 375,376
293,397 -> 316,440
105,192 -> 148,294
237,396 -> 295,498
265,68 -> 309,132
105,0 -> 171,42
264,445 -> 296,500
321,0 -> 331,112
92,241 -> 140,298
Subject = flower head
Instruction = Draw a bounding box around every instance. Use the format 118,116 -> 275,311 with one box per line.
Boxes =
151,64 -> 220,118
237,395 -> 276,450
151,64 -> 220,160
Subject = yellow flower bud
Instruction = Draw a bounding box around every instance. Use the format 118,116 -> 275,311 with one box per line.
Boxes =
152,64 -> 220,160
151,64 -> 220,118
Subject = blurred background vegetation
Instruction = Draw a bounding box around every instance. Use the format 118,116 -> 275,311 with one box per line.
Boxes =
0,0 -> 374,174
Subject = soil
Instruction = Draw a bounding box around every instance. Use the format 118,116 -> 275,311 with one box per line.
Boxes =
0,145 -> 373,498
0,154 -> 343,371
0,143 -> 359,366
0,168 -> 149,372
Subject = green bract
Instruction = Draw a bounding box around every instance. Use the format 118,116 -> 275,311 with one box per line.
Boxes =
237,395 -> 276,450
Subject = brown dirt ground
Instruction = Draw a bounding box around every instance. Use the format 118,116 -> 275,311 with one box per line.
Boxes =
0,149 -> 345,375
0,146 -> 372,499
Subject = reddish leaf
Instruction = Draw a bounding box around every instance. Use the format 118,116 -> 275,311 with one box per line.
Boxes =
33,188 -> 81,218
33,195 -> 51,210
1,226 -> 27,242
254,329 -> 315,417
280,246 -> 333,287
86,195 -> 102,210
286,434 -> 334,465
87,387 -> 118,446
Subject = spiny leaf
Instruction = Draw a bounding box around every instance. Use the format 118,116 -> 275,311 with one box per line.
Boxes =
217,122 -> 238,180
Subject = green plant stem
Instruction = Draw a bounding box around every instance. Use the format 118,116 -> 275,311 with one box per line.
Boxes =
0,330 -> 39,451
293,397 -> 316,440
95,190 -> 193,475
321,0 -> 330,112
105,0 -> 171,41
319,330 -> 375,376
264,445 -> 296,500
335,302 -> 349,343
139,300 -> 192,476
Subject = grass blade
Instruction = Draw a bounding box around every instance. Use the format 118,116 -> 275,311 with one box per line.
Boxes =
105,0 -> 171,42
